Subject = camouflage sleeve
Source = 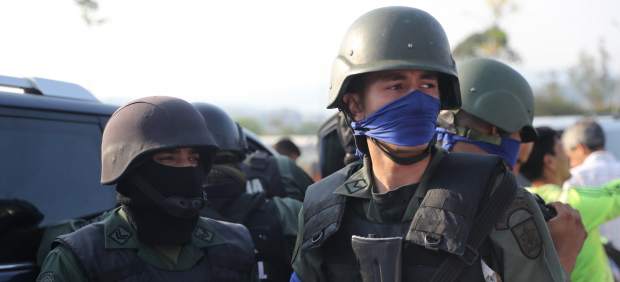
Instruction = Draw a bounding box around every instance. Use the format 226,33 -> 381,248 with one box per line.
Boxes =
37,245 -> 88,282
489,188 -> 567,282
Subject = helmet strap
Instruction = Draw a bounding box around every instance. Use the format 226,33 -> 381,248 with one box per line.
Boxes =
454,126 -> 504,145
370,137 -> 434,166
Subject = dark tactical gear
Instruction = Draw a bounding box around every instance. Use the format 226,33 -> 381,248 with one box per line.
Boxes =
317,112 -> 357,178
201,193 -> 300,282
292,150 -> 564,282
194,102 -> 248,161
243,151 -> 286,197
101,96 -> 218,185
192,103 -> 305,281
242,151 -> 313,201
52,211 -> 254,282
457,58 -> 537,142
327,6 -> 460,110
351,236 -> 403,282
192,102 -> 312,201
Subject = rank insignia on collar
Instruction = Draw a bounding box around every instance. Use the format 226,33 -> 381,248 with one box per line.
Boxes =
345,179 -> 367,194
194,226 -> 214,242
108,225 -> 132,245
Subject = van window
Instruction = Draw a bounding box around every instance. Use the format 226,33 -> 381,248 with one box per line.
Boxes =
0,115 -> 115,226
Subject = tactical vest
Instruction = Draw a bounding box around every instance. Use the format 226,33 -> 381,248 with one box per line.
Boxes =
204,193 -> 292,282
54,218 -> 255,282
300,151 -> 512,282
242,151 -> 285,198
317,113 -> 358,178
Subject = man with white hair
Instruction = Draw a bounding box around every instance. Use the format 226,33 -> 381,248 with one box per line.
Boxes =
563,119 -> 620,249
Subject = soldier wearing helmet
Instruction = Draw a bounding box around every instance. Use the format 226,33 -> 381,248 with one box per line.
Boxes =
291,7 -> 566,281
37,96 -> 256,282
437,58 -> 618,282
193,102 -> 303,282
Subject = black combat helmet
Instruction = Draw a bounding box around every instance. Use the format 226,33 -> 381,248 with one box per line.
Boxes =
193,102 -> 248,161
101,96 -> 219,185
328,6 -> 461,110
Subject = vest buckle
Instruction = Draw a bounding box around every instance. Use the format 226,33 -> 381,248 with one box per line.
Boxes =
459,245 -> 479,266
311,231 -> 324,244
423,234 -> 442,250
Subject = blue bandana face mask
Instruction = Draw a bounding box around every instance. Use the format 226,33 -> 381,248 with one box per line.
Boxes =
436,128 -> 521,168
351,90 -> 440,148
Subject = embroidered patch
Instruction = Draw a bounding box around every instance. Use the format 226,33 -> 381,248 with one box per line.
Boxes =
345,179 -> 367,194
37,272 -> 55,282
108,225 -> 132,245
194,226 -> 214,242
495,194 -> 530,230
510,218 -> 542,259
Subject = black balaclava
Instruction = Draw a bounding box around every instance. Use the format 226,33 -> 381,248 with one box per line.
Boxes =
203,163 -> 246,211
117,160 -> 205,245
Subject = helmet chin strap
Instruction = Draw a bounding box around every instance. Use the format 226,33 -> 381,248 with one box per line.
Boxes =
370,136 -> 435,166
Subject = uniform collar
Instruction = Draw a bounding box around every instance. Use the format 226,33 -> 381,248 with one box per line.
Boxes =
103,207 -> 230,250
334,157 -> 373,199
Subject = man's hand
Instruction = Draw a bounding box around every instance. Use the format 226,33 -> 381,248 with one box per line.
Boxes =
547,202 -> 587,275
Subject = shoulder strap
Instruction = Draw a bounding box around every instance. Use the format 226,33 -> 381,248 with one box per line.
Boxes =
54,222 -> 145,282
430,171 -> 518,282
301,161 -> 362,250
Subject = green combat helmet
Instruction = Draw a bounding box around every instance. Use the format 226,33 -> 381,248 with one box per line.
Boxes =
458,58 -> 537,142
327,6 -> 461,110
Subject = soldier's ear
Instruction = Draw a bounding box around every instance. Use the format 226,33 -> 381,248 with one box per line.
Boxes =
343,93 -> 364,121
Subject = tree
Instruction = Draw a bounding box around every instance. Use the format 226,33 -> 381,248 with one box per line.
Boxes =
236,116 -> 264,135
75,0 -> 106,26
453,0 -> 520,62
534,75 -> 584,116
453,26 -> 520,62
568,41 -> 618,114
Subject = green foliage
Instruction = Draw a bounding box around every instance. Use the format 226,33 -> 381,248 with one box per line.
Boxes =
453,0 -> 520,62
568,42 -> 618,113
236,116 -> 264,135
297,121 -> 321,135
453,25 -> 520,62
533,72 -> 584,116
235,116 -> 321,135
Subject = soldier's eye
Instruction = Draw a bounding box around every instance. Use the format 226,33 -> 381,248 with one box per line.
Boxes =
420,83 -> 436,89
155,155 -> 174,161
387,83 -> 403,91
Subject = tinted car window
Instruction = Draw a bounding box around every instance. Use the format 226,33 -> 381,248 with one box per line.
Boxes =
0,115 -> 115,226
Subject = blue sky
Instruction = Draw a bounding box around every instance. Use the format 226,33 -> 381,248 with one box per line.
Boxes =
1,0 -> 618,117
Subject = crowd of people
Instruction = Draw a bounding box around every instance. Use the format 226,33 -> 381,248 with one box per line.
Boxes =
34,5 -> 620,282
